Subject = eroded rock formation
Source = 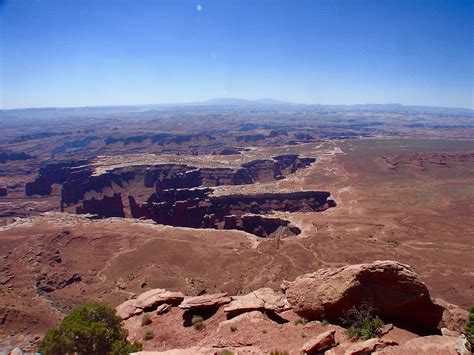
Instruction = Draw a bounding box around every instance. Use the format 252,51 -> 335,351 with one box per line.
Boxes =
128,188 -> 334,237
115,260 -> 468,355
25,160 -> 88,197
24,154 -> 331,237
281,260 -> 444,332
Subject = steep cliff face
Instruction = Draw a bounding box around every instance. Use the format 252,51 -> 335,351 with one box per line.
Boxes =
27,154 -> 316,205
25,154 -> 328,236
25,160 -> 88,196
76,193 -> 125,218
128,188 -> 335,237
62,165 -> 187,206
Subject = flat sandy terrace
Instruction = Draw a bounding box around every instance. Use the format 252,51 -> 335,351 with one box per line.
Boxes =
83,142 -> 326,176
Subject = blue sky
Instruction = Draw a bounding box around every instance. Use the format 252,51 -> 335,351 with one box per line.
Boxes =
0,0 -> 472,109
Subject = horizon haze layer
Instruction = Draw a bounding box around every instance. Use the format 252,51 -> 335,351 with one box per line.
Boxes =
1,97 -> 473,113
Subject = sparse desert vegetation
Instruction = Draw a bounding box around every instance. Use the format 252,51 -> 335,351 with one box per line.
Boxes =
141,313 -> 152,326
37,302 -> 141,354
143,329 -> 154,341
192,315 -> 204,330
342,304 -> 384,340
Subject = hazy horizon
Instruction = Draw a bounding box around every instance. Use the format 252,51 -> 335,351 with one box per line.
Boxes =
2,97 -> 474,112
1,0 -> 473,109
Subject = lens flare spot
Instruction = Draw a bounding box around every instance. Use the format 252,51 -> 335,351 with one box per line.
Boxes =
196,4 -> 202,11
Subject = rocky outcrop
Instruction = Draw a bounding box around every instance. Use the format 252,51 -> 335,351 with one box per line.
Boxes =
434,298 -> 469,333
219,310 -> 268,327
373,335 -> 459,354
345,338 -> 398,354
130,188 -> 333,237
116,299 -> 143,320
136,289 -> 185,310
116,261 -> 466,355
380,152 -> 474,172
155,304 -> 172,315
115,289 -> 185,320
224,288 -> 289,316
35,272 -> 81,294
29,154 -> 315,203
24,154 -> 324,235
281,260 -> 444,332
26,160 -> 88,196
301,329 -> 337,354
76,193 -> 125,218
179,293 -> 232,310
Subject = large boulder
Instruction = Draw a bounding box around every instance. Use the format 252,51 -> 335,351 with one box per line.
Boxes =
136,288 -> 185,310
301,329 -> 337,354
219,310 -> 268,328
224,287 -> 289,315
281,260 -> 444,332
116,299 -> 143,320
179,293 -> 231,310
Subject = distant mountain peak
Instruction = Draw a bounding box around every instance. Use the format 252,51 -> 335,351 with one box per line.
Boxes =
196,98 -> 294,106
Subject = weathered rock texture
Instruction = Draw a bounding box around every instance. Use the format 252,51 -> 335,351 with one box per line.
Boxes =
281,260 -> 444,332
130,188 -> 334,237
373,335 -> 459,354
345,338 -> 398,354
23,154 -> 334,237
136,289 -> 185,310
224,288 -> 289,316
179,293 -> 232,310
107,260 -> 465,355
301,329 -> 337,354
434,298 -> 469,333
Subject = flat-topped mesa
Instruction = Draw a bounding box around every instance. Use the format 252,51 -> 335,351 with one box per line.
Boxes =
25,160 -> 89,197
26,153 -> 316,204
129,188 -> 335,237
23,154 -> 327,236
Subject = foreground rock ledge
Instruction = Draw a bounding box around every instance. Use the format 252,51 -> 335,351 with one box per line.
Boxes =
115,260 -> 468,354
281,260 -> 444,332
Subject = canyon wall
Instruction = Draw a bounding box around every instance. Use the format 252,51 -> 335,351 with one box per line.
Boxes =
128,188 -> 335,237
23,154 -> 334,237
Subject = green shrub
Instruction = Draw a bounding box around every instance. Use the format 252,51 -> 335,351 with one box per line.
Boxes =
192,315 -> 204,330
261,329 -> 268,334
342,303 -> 384,340
269,351 -> 289,355
38,301 -> 142,355
301,332 -> 307,338
230,325 -> 238,332
141,313 -> 152,326
143,329 -> 154,341
219,350 -> 234,355
466,306 -> 474,351
321,319 -> 329,326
